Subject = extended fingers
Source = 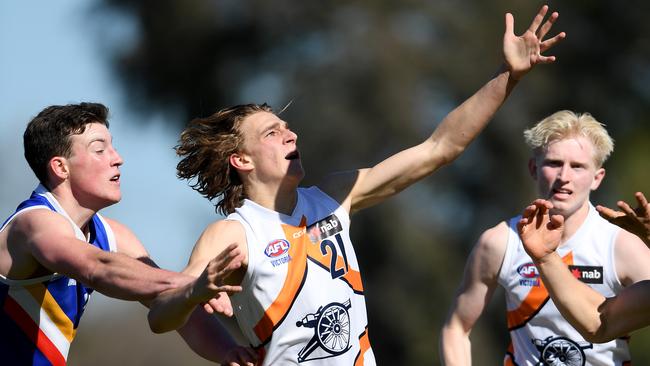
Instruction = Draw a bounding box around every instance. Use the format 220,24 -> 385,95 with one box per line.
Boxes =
505,13 -> 515,36
536,11 -> 559,40
635,192 -> 649,211
527,5 -> 549,34
540,32 -> 566,53
617,200 -> 637,217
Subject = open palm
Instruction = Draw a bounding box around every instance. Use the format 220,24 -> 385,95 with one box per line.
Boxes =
504,5 -> 565,80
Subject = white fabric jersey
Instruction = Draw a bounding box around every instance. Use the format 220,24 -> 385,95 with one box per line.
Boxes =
498,203 -> 631,366
229,186 -> 375,365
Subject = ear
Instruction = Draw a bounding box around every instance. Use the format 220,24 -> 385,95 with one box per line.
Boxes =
527,157 -> 538,180
590,167 -> 606,191
49,156 -> 69,180
229,152 -> 253,172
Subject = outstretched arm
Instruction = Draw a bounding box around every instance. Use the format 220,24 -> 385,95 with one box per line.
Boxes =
597,192 -> 650,246
147,220 -> 247,326
9,210 -> 189,300
323,5 -> 565,213
519,199 -> 650,342
148,242 -> 245,333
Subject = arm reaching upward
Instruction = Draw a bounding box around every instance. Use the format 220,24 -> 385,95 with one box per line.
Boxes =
323,5 -> 566,214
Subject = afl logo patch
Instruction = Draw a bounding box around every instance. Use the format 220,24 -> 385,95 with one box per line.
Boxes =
264,239 -> 290,258
517,262 -> 539,279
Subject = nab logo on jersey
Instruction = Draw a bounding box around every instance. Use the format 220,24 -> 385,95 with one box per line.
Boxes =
568,265 -> 604,284
265,239 -> 290,258
517,262 -> 539,278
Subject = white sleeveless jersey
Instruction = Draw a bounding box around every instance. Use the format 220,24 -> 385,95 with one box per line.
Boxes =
498,204 -> 631,366
228,186 -> 375,365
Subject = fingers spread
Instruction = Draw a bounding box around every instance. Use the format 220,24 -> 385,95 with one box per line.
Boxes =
527,5 -> 549,34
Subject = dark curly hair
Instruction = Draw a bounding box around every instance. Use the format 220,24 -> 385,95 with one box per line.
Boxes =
176,103 -> 273,215
24,102 -> 109,186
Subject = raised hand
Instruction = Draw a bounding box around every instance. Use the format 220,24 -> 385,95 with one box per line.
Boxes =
597,192 -> 650,246
503,5 -> 566,80
517,199 -> 564,261
192,243 -> 244,316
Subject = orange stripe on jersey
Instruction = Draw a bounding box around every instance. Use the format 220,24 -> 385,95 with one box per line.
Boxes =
26,284 -> 76,342
253,217 -> 309,343
4,295 -> 66,366
354,327 -> 372,366
305,235 -> 364,292
507,252 -> 574,329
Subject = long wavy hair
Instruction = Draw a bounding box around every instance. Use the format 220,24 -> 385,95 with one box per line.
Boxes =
176,103 -> 273,215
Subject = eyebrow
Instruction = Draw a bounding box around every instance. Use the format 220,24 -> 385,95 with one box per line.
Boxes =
260,121 -> 288,134
87,137 -> 110,147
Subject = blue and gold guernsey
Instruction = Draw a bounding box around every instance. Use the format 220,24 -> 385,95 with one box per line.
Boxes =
0,184 -> 117,366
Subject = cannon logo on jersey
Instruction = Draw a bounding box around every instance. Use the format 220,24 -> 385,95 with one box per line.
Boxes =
568,265 -> 603,284
517,262 -> 540,287
307,214 -> 342,243
265,239 -> 292,267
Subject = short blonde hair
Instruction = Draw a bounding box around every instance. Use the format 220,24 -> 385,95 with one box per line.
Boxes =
523,110 -> 614,167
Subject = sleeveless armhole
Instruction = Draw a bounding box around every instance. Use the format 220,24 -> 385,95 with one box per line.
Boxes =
0,205 -> 50,232
0,205 -> 60,284
607,225 -> 624,293
225,217 -> 257,290
307,186 -> 351,226
497,218 -> 518,287
94,213 -> 118,253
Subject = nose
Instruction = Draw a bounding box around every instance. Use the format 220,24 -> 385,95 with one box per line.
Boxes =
557,163 -> 570,182
284,128 -> 298,144
111,147 -> 124,167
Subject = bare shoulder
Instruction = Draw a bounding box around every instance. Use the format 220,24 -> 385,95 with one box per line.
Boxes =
475,221 -> 510,255
185,219 -> 248,276
102,216 -> 149,259
614,228 -> 650,285
10,208 -> 74,241
470,221 -> 510,275
199,219 -> 247,246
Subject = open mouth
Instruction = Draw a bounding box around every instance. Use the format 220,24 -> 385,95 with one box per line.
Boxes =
552,188 -> 571,197
110,174 -> 121,182
285,150 -> 300,160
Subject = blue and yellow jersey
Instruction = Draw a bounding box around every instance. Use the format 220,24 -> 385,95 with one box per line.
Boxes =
0,185 -> 116,366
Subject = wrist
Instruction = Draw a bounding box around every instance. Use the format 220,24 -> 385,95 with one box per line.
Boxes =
533,251 -> 561,267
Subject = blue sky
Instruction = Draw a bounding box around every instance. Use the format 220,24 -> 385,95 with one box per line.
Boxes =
0,0 -> 219,272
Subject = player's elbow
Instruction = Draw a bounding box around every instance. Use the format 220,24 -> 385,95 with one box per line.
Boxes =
148,311 -> 170,334
580,322 -> 615,343
429,139 -> 465,168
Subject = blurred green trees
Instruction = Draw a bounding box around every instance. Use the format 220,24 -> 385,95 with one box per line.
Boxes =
75,0 -> 650,364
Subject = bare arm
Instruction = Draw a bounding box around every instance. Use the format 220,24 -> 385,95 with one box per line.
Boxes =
518,199 -> 650,342
322,6 -> 565,213
597,191 -> 650,246
148,220 -> 247,333
107,218 -> 254,364
10,210 -> 186,300
176,309 -> 257,366
440,223 -> 508,365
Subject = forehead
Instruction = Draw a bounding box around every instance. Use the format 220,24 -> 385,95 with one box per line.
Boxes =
240,111 -> 283,136
540,136 -> 596,162
70,123 -> 111,145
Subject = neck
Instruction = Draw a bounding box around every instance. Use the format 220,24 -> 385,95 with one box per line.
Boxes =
47,182 -> 97,232
246,183 -> 298,216
557,201 -> 591,245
